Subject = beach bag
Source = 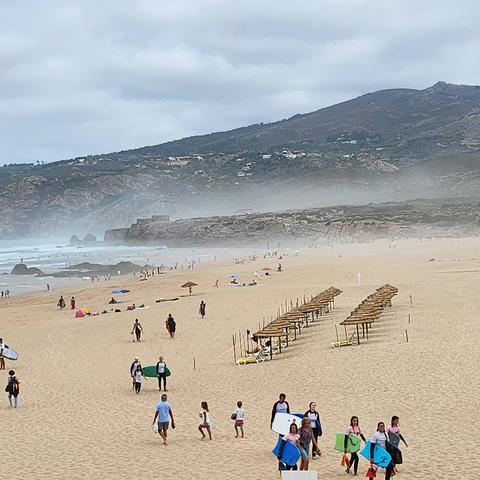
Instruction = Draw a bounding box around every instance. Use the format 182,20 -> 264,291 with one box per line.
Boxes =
231,413 -> 237,420
366,465 -> 377,478
151,423 -> 159,434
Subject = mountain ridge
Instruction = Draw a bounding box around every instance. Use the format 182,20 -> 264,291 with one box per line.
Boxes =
2,81 -> 480,238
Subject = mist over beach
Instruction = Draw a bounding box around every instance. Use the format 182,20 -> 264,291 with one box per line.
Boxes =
2,1 -> 480,479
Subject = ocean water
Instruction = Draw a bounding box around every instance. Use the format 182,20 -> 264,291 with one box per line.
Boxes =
0,240 -> 253,297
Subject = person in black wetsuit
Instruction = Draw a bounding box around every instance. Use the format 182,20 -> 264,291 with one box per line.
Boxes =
344,416 -> 366,475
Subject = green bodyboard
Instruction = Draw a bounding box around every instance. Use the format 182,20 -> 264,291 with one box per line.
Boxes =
334,433 -> 361,453
143,365 -> 171,378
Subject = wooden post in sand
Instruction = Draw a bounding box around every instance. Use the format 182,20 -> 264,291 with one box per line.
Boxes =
405,329 -> 409,343
335,324 -> 339,343
232,334 -> 236,363
194,357 -> 196,370
408,313 -> 411,324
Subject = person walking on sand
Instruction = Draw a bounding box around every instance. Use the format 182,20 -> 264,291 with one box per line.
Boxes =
5,370 -> 20,408
304,402 -> 322,457
70,296 -> 75,310
0,338 -> 5,370
298,416 -> 320,471
386,416 -> 408,473
277,423 -> 300,471
130,357 -> 141,389
198,401 -> 212,440
370,422 -> 394,480
199,301 -> 206,319
133,364 -> 144,394
131,319 -> 143,342
57,295 -> 65,309
152,393 -> 175,445
270,393 -> 290,428
344,416 -> 366,475
166,314 -> 176,339
156,356 -> 168,391
233,400 -> 245,438
214,280 -> 219,288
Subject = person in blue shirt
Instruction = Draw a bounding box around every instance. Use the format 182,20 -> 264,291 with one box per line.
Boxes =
152,394 -> 175,445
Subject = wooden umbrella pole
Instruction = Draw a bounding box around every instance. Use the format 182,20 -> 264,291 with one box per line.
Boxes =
233,334 -> 236,363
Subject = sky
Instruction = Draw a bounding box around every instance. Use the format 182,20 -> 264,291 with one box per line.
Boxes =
1,0 -> 480,164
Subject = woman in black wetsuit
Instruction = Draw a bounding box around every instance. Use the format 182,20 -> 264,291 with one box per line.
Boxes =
131,318 -> 143,342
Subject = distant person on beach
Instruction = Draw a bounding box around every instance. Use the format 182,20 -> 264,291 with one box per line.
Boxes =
109,297 -> 118,304
344,416 -> 366,475
156,356 -> 167,391
152,393 -> 175,445
199,301 -> 206,319
214,280 -> 219,288
130,357 -> 141,389
47,283 -> 50,291
198,401 -> 212,440
304,402 -> 322,457
233,400 -> 245,438
0,338 -> 5,370
70,297 -> 75,310
166,314 -> 176,339
5,370 -> 20,408
131,319 -> 143,342
270,393 -> 290,428
277,263 -> 282,272
57,296 -> 65,309
370,422 -> 394,480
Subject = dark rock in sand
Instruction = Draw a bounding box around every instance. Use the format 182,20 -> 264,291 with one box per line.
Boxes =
11,263 -> 44,275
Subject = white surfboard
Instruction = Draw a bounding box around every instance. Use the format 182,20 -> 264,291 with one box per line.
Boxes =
1,347 -> 18,361
272,413 -> 302,436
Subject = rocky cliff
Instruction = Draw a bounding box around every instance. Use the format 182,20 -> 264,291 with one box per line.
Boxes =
104,198 -> 480,247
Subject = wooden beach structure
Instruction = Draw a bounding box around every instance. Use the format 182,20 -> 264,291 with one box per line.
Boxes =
235,287 -> 342,364
335,284 -> 398,347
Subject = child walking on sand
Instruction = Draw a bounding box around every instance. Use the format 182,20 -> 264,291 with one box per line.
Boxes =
198,401 -> 212,440
133,364 -> 145,394
233,400 -> 245,438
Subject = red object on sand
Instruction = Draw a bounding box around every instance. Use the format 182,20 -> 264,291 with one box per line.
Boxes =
366,466 -> 377,478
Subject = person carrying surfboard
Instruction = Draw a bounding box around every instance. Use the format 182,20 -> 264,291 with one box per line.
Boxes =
5,370 -> 20,408
156,356 -> 168,391
298,416 -> 320,471
370,422 -> 394,480
386,416 -> 407,473
277,423 -> 300,471
344,416 -> 366,475
133,364 -> 145,394
270,393 -> 290,428
0,338 -> 5,370
130,357 -> 141,389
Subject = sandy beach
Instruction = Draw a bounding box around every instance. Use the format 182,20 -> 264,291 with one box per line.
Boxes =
1,237 -> 478,479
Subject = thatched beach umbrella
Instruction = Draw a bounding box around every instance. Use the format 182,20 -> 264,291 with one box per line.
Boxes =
181,281 -> 198,295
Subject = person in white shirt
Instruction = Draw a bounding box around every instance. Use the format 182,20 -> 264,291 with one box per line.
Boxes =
370,422 -> 394,480
156,356 -> 168,391
198,401 -> 212,440
0,338 -> 5,370
233,400 -> 245,438
133,365 -> 144,394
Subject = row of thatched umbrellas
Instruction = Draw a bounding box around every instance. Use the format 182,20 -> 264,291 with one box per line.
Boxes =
251,287 -> 343,360
339,284 -> 398,344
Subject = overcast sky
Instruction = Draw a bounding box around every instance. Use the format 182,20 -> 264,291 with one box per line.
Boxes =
1,0 -> 480,164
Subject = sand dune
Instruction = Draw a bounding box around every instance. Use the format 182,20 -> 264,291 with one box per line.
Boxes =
1,237 -> 478,479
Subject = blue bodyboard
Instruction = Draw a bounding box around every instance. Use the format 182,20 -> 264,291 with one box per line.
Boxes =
272,437 -> 300,466
360,441 -> 392,468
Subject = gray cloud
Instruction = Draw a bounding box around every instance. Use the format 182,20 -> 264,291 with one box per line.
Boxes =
1,0 -> 480,164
